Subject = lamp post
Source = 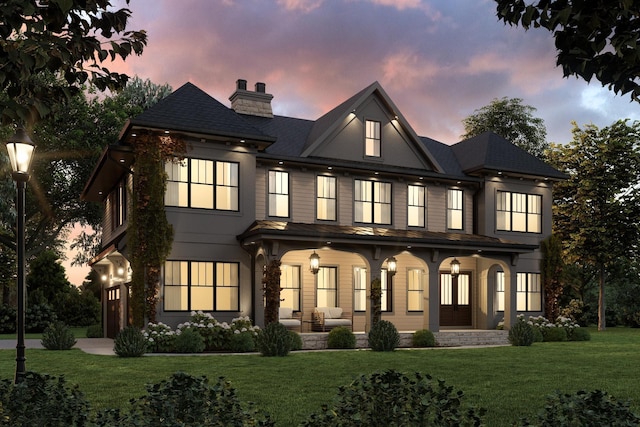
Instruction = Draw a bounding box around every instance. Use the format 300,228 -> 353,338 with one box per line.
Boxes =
6,127 -> 36,384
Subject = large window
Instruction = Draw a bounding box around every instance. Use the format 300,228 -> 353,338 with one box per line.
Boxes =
407,268 -> 424,311
317,175 -> 336,221
408,185 -> 425,227
517,272 -> 541,311
165,159 -> 238,210
280,265 -> 300,311
317,266 -> 337,307
496,191 -> 542,233
164,261 -> 239,311
365,120 -> 381,157
268,170 -> 289,217
496,271 -> 505,311
447,188 -> 463,230
354,179 -> 391,224
353,267 -> 390,312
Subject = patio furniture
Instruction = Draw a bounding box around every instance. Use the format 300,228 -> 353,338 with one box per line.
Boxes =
312,307 -> 352,332
278,307 -> 302,331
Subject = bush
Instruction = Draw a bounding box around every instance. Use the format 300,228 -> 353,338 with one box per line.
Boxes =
86,324 -> 103,338
257,322 -> 291,357
0,304 -> 16,333
55,290 -> 100,327
508,320 -> 534,346
143,322 -> 176,353
570,327 -> 591,341
0,371 -> 90,426
289,331 -> 303,351
543,326 -> 568,342
113,326 -> 147,357
327,326 -> 356,349
302,370 -> 485,426
174,327 -> 206,353
412,329 -> 436,347
228,331 -> 256,353
517,389 -> 640,426
25,303 -> 57,333
532,326 -> 544,342
368,320 -> 399,351
41,321 -> 77,350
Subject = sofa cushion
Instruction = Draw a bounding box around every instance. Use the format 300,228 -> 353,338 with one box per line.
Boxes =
328,307 -> 343,319
324,318 -> 352,327
279,318 -> 301,327
316,307 -> 332,318
279,307 -> 293,319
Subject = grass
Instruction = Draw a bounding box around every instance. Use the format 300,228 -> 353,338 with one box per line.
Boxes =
0,327 -> 638,426
0,327 -> 87,340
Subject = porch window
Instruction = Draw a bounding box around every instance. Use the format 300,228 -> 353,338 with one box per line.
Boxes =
407,268 -> 424,311
517,272 -> 541,311
407,185 -> 425,227
353,267 -> 367,312
165,158 -> 239,211
280,265 -> 300,311
354,179 -> 391,224
164,261 -> 239,311
496,191 -> 542,233
365,120 -> 381,157
316,266 -> 337,307
381,269 -> 390,312
268,170 -> 289,217
496,271 -> 505,311
447,188 -> 463,230
316,175 -> 336,221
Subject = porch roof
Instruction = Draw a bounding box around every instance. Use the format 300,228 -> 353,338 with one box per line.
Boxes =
237,221 -> 538,253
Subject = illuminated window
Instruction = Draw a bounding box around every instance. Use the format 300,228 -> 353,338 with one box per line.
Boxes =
165,159 -> 238,210
354,179 -> 391,224
317,266 -> 337,307
280,265 -> 300,311
407,268 -> 424,311
408,185 -> 425,227
497,191 -> 542,233
447,188 -> 463,230
354,267 -> 367,312
268,170 -> 289,217
517,272 -> 541,311
164,261 -> 239,311
496,271 -> 505,311
365,120 -> 381,157
317,175 -> 336,221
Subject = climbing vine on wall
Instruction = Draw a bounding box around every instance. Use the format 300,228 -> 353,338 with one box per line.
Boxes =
129,131 -> 185,327
263,259 -> 282,326
370,277 -> 382,326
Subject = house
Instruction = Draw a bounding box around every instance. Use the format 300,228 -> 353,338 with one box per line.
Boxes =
81,79 -> 566,338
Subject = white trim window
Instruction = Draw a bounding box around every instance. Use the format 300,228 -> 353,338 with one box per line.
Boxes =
496,191 -> 542,233
365,120 -> 381,157
447,188 -> 463,230
407,184 -> 425,227
268,170 -> 289,217
354,179 -> 391,224
317,175 -> 337,221
517,272 -> 542,311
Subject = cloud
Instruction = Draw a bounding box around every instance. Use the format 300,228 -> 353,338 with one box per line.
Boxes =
276,0 -> 324,12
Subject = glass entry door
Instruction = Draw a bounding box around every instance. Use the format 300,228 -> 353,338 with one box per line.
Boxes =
439,272 -> 472,327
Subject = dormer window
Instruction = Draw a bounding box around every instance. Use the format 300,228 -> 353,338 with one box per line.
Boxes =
365,120 -> 381,157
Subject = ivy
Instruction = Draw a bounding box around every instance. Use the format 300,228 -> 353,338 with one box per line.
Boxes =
263,260 -> 281,326
370,277 -> 382,326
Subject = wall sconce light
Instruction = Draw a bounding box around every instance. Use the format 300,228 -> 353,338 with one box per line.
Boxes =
450,258 -> 460,277
101,274 -> 108,282
117,266 -> 125,276
387,256 -> 397,277
309,251 -> 320,275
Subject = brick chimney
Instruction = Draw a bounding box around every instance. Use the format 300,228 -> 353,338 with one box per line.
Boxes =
229,79 -> 273,118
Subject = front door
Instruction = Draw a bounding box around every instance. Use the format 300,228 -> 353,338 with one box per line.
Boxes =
439,272 -> 472,327
106,286 -> 120,339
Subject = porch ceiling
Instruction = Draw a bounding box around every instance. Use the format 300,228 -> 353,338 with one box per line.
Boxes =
237,220 -> 538,253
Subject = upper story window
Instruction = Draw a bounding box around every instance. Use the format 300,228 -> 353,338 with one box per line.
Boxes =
354,179 -> 391,225
268,170 -> 289,217
109,178 -> 127,230
365,120 -> 381,157
165,159 -> 239,211
316,175 -> 336,221
407,184 -> 425,227
447,188 -> 463,230
496,191 -> 542,233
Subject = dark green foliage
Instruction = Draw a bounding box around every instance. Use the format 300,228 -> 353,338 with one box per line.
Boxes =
542,327 -> 567,342
25,303 -> 57,332
41,321 -> 77,350
228,331 -> 256,353
263,260 -> 281,326
257,322 -> 291,357
412,329 -> 436,347
370,277 -> 382,325
570,327 -> 591,342
113,326 -> 147,357
302,370 -> 485,426
508,321 -> 534,346
174,328 -> 205,353
368,320 -> 399,351
327,326 -> 356,349
532,326 -> 544,343
26,250 -> 71,303
517,389 -> 640,427
94,372 -> 274,426
86,324 -> 103,338
289,331 -> 303,351
55,290 -> 100,327
0,304 -> 15,333
0,371 -> 90,426
541,234 -> 564,321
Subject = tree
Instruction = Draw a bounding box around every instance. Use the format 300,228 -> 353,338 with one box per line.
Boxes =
495,1 -> 640,102
0,0 -> 147,125
263,259 -> 282,326
547,120 -> 640,330
26,249 -> 71,304
461,97 -> 549,157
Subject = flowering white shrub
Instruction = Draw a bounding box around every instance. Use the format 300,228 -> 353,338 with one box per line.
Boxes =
144,322 -> 176,352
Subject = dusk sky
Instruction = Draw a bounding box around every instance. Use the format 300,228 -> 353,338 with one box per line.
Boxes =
65,0 -> 639,284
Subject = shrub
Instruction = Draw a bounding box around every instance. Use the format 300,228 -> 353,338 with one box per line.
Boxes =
174,327 -> 206,353
55,290 -> 100,327
412,329 -> 436,347
0,371 -> 90,426
508,320 -> 534,346
86,324 -> 103,338
327,326 -> 356,349
228,331 -> 256,353
302,370 -> 485,426
368,320 -> 399,351
25,303 -> 57,332
543,326 -> 568,342
257,322 -> 291,356
570,327 -> 591,341
517,389 -> 640,426
289,331 -> 303,351
0,304 -> 16,333
532,326 -> 544,342
41,321 -> 77,350
144,322 -> 176,353
113,326 -> 147,357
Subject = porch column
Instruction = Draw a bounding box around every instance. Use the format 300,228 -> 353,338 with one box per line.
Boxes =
424,263 -> 440,332
503,269 -> 517,329
365,258 -> 385,332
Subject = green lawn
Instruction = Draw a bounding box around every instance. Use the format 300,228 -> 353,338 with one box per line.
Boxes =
0,328 -> 639,426
0,327 -> 87,340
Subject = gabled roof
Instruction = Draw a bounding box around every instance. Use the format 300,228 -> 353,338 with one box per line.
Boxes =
299,81 -> 444,172
127,82 -> 275,143
451,132 -> 567,180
